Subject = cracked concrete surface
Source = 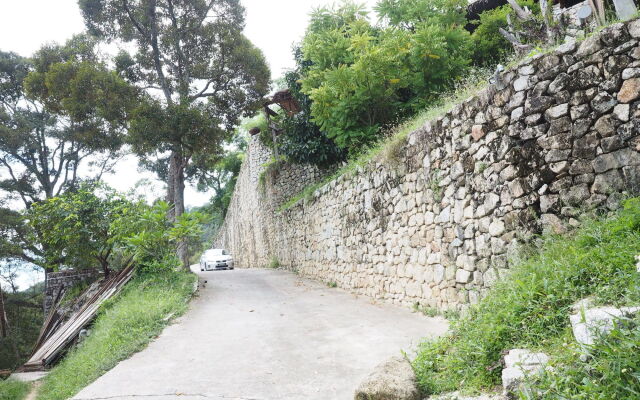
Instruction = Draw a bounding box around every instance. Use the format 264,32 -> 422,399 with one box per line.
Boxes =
73,268 -> 448,400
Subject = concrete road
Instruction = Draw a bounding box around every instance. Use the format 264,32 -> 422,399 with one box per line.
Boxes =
73,268 -> 448,400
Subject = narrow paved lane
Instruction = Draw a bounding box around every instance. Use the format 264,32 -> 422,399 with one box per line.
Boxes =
74,268 -> 448,400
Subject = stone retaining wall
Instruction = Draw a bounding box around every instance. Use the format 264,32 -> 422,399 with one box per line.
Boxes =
217,19 -> 640,311
44,269 -> 101,314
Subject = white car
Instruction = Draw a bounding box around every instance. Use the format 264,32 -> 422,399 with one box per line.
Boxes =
200,249 -> 234,271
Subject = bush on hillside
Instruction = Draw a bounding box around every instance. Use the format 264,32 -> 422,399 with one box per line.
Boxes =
298,0 -> 472,153
470,0 -> 541,67
414,198 -> 640,395
277,51 -> 346,168
28,184 -> 205,275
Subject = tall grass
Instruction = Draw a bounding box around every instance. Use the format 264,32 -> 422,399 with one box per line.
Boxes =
36,271 -> 197,400
0,380 -> 31,400
413,199 -> 640,396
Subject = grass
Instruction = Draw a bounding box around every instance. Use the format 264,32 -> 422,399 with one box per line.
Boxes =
268,257 -> 280,269
36,270 -> 197,400
413,198 -> 640,397
532,315 -> 640,399
327,281 -> 338,288
0,380 -> 31,400
413,303 -> 461,320
258,156 -> 286,193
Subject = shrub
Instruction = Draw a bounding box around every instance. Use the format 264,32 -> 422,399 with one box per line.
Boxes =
470,0 -> 542,67
268,257 -> 280,269
298,0 -> 472,153
278,51 -> 346,168
413,198 -> 640,395
28,184 -> 205,275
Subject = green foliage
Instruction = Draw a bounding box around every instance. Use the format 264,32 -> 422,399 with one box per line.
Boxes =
470,0 -> 541,67
0,38 -> 135,269
413,199 -> 640,395
0,280 -> 43,371
268,257 -> 280,269
59,281 -> 90,308
28,184 -> 204,274
533,316 -> 640,399
79,0 -> 271,231
27,184 -> 131,275
413,303 -> 440,318
277,50 -> 346,168
327,281 -> 338,288
109,200 -> 205,274
0,380 -> 31,400
24,39 -> 137,138
36,270 -> 196,400
278,66 -> 491,212
299,0 -> 472,153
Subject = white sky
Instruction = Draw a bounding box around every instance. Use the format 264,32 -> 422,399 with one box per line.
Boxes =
0,0 -> 378,290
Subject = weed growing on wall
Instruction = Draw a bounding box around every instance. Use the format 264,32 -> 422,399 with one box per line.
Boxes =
268,257 -> 280,269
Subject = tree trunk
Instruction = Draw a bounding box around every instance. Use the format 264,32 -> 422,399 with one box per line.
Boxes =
167,151 -> 190,270
100,259 -> 110,279
167,154 -> 177,221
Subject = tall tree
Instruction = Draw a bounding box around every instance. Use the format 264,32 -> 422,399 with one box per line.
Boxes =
79,0 -> 271,267
0,37 -> 136,271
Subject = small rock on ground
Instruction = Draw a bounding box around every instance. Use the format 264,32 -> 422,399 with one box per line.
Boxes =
501,349 -> 549,398
570,303 -> 640,347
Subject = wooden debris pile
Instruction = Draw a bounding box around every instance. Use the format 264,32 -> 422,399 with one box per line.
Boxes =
20,264 -> 134,372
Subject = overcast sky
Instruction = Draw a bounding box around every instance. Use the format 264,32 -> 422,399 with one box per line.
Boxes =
0,0 -> 379,289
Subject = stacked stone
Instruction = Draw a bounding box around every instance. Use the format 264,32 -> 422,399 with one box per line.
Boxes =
216,19 -> 640,312
44,269 -> 101,315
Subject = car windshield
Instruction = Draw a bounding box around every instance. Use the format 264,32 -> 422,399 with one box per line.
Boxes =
204,249 -> 227,257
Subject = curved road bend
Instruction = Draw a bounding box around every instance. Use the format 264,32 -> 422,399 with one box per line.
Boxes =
73,267 -> 448,400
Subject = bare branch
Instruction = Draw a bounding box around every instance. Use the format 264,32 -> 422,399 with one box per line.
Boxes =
506,0 -> 533,21
499,27 -> 533,52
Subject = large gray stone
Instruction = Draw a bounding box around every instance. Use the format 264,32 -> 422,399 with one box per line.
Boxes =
591,92 -> 617,114
501,349 -> 549,398
593,148 -> 640,173
570,304 -> 640,347
576,35 -> 603,57
355,356 -> 421,400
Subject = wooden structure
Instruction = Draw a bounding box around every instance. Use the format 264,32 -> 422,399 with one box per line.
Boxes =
20,264 -> 134,371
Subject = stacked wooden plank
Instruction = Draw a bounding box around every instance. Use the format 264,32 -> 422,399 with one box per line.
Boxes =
21,264 -> 135,372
